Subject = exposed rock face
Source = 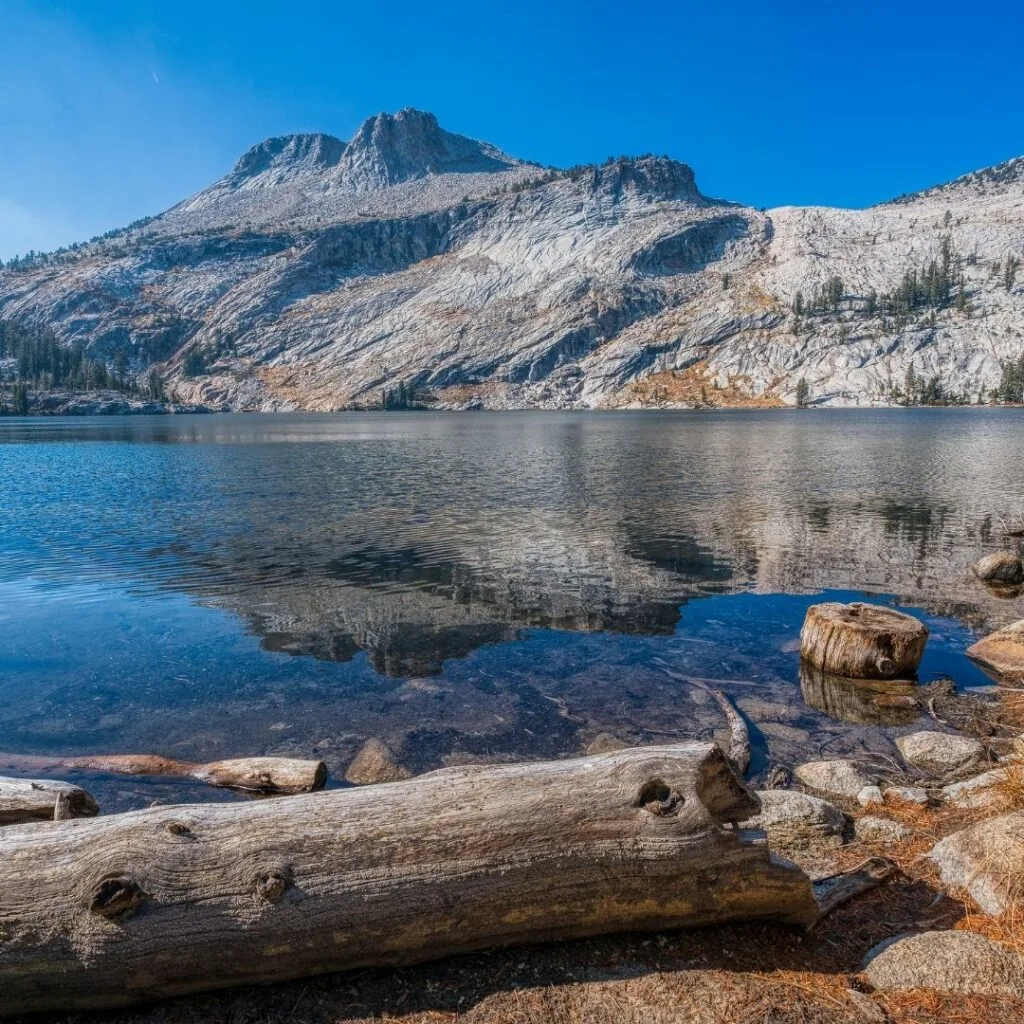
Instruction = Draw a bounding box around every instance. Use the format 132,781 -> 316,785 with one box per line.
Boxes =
794,760 -> 877,801
895,731 -> 986,776
2,108 -> 1022,411
862,930 -> 1024,999
857,785 -> 884,807
968,619 -> 1024,682
929,811 -> 1024,914
738,789 -> 847,850
884,785 -> 929,806
973,553 -> 1024,585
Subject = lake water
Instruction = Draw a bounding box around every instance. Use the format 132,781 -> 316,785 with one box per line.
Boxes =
1,409 -> 1022,811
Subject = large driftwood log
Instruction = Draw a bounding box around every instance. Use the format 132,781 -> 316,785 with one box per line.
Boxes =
0,752 -> 327,794
800,602 -> 928,679
0,742 -> 825,1015
0,776 -> 99,826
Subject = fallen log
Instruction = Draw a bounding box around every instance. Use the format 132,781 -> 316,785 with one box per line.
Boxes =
0,776 -> 99,826
800,602 -> 928,679
0,742 -> 846,1015
0,752 -> 327,795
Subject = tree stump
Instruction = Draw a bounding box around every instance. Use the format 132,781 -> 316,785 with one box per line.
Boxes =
800,602 -> 928,680
0,742 -> 825,1014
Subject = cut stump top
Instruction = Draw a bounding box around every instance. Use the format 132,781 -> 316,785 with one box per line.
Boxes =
800,602 -> 928,680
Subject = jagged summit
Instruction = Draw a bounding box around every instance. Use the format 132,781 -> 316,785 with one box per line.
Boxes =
229,133 -> 345,185
3,115 -> 1022,416
334,108 -> 523,191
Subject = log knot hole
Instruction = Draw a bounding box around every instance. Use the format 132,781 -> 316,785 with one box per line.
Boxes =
254,869 -> 291,904
634,778 -> 685,817
89,875 -> 146,921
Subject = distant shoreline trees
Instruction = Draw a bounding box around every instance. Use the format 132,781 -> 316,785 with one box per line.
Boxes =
0,318 -> 153,413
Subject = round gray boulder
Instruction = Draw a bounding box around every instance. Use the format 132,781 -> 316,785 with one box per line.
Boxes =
794,759 -> 876,800
739,789 -> 847,850
863,930 -> 1024,999
895,731 -> 985,776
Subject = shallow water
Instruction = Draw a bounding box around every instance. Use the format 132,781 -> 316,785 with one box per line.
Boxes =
1,409 -> 1021,811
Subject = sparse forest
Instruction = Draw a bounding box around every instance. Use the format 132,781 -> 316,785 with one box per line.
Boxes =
0,319 -> 160,413
791,233 -> 1023,406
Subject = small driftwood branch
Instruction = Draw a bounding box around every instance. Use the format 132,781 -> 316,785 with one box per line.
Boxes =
810,857 -> 897,925
0,776 -> 99,826
707,688 -> 751,776
0,742 -> 824,1015
0,753 -> 327,795
653,662 -> 750,775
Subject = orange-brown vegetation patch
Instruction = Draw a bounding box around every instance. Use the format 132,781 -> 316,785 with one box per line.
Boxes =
255,364 -> 353,411
628,362 -> 787,409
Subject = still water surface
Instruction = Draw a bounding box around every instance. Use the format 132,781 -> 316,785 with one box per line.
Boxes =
1,410 -> 1022,809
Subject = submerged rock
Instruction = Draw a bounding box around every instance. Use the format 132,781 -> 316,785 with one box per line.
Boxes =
738,790 -> 847,850
855,816 -> 911,844
862,930 -> 1024,999
585,733 -> 630,755
794,760 -> 876,801
972,552 -> 1024,584
895,731 -> 985,776
799,662 -> 920,726
344,738 -> 412,785
929,811 -> 1024,915
967,619 -> 1024,683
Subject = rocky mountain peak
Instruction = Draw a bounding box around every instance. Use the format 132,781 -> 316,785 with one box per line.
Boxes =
229,132 -> 345,185
335,108 -> 522,191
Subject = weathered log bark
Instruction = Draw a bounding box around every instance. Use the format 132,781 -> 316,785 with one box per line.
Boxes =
810,857 -> 895,923
0,742 -> 823,1015
0,776 -> 98,826
800,602 -> 928,679
0,752 -> 327,794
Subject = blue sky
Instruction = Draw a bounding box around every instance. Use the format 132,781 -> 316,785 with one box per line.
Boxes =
2,0 -> 1022,260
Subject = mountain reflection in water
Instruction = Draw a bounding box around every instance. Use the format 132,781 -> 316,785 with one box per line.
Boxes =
0,410 -> 1021,810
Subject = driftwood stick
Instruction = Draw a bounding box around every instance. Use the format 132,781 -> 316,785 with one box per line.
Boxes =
0,776 -> 99,826
0,752 -> 327,795
710,689 -> 751,776
683,674 -> 751,777
810,857 -> 897,925
0,742 -> 821,1015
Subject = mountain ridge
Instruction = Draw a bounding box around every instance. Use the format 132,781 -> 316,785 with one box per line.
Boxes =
1,109 -> 1022,412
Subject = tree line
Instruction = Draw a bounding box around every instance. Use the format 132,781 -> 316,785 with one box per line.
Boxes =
0,319 -> 163,414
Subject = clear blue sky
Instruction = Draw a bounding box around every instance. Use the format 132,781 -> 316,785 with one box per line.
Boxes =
3,0 -> 1022,260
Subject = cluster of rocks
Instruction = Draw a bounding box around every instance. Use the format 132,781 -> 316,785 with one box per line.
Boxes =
743,735 -> 1024,999
775,594 -> 1024,1001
